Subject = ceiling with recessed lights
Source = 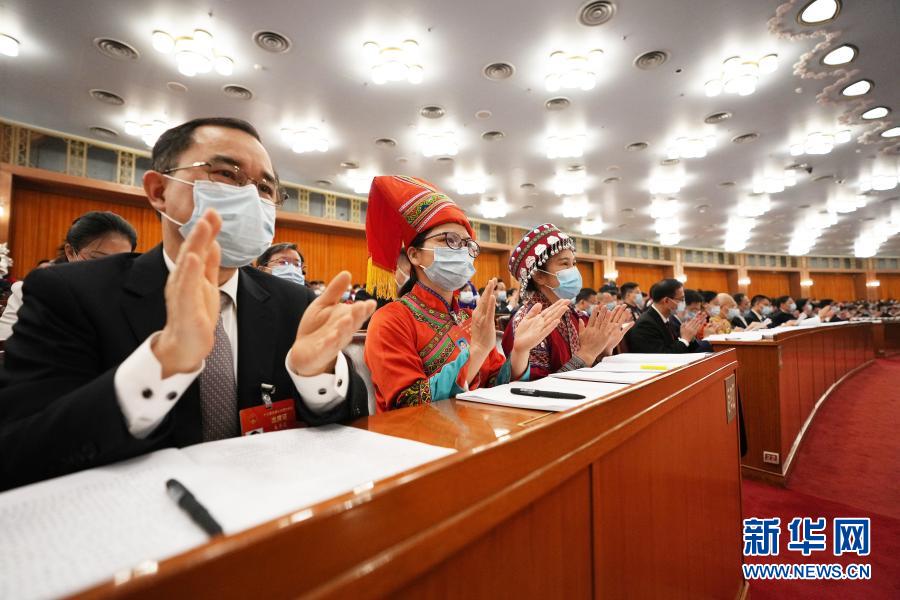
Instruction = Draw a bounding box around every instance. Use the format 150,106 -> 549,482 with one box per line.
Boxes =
0,0 -> 899,257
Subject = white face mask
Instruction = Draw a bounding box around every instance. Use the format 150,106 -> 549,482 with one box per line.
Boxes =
271,263 -> 305,286
709,305 -> 721,317
459,290 -> 475,304
161,178 -> 276,268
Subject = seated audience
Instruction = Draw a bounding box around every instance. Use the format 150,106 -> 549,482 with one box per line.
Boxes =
0,117 -> 375,490
769,296 -> 799,327
0,211 -> 138,341
458,280 -> 478,310
256,242 -> 306,286
502,224 -> 631,379
731,293 -> 750,328
573,287 -> 598,317
363,177 -> 565,411
745,294 -> 772,325
625,278 -> 706,354
620,281 -> 644,322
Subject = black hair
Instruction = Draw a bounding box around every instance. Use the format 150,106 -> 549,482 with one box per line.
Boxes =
774,295 -> 791,308
575,288 -> 597,303
620,282 -> 639,299
796,297 -> 809,311
700,290 -> 717,304
398,231 -> 429,298
151,117 -> 262,173
684,288 -> 703,306
648,283 -> 658,301
35,259 -> 51,267
57,211 -> 138,261
750,294 -> 769,307
599,284 -> 618,294
651,278 -> 683,302
256,242 -> 304,270
733,292 -> 746,305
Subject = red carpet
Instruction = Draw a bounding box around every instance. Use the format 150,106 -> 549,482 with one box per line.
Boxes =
742,357 -> 900,599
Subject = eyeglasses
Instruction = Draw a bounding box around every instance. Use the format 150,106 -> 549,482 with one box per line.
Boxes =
163,159 -> 287,206
266,258 -> 302,268
421,231 -> 481,258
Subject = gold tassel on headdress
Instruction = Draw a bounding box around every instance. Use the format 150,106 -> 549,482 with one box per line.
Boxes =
366,257 -> 398,300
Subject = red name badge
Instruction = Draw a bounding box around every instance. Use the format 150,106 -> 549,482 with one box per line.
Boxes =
239,399 -> 303,436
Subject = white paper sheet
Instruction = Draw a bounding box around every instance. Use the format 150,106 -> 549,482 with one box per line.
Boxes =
549,369 -> 658,384
457,378 -> 627,411
705,332 -> 764,342
601,352 -> 711,364
0,426 -> 455,600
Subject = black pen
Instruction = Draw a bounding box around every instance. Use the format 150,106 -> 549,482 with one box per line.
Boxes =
166,478 -> 224,538
511,388 -> 586,400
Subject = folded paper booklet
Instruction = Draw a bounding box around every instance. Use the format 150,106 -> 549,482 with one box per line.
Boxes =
0,426 -> 455,600
549,369 -> 658,385
457,378 -> 628,412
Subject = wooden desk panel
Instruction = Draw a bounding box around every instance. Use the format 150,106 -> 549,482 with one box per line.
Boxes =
76,353 -> 744,600
884,321 -> 900,356
712,324 -> 875,485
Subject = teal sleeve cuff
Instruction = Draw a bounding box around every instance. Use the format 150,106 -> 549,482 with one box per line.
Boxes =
428,346 -> 469,401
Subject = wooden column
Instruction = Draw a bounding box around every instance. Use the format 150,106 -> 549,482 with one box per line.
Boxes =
0,165 -> 11,245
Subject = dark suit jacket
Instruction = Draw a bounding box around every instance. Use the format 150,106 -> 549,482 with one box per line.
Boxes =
731,314 -> 749,329
0,245 -> 368,490
768,311 -> 794,328
669,314 -> 712,352
625,307 -> 699,354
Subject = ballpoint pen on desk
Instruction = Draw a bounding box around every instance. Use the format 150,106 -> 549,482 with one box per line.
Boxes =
166,478 -> 224,538
510,388 -> 586,400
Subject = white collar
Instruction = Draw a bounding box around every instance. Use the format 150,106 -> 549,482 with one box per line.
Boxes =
162,249 -> 239,309
651,304 -> 669,323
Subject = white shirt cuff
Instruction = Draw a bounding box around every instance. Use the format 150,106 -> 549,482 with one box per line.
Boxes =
285,351 -> 348,415
678,337 -> 691,347
114,332 -> 204,439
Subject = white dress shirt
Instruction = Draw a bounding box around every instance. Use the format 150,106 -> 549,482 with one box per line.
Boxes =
114,251 -> 348,438
0,280 -> 24,341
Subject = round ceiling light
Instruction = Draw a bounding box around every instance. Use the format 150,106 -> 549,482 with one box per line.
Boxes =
375,137 -> 397,147
861,106 -> 890,120
520,182 -> 536,190
89,126 -> 118,139
420,105 -> 445,119
482,130 -> 505,141
315,179 -> 333,186
166,81 -> 188,93
252,30 -> 292,53
626,142 -> 648,151
340,161 -> 359,169
634,50 -> 669,70
89,89 -> 125,105
578,1 -> 617,26
797,0 -> 841,25
704,111 -> 733,124
545,97 -> 571,111
660,158 -> 680,166
841,79 -> 872,97
603,177 -> 621,184
436,156 -> 455,163
483,62 -> 515,81
93,37 -> 139,60
718,181 -> 736,187
881,127 -> 900,138
222,84 -> 254,100
732,132 -> 759,144
821,44 -> 857,66
475,110 -> 492,120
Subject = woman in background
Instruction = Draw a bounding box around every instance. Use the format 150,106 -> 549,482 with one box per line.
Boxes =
363,176 -> 569,411
0,211 -> 138,341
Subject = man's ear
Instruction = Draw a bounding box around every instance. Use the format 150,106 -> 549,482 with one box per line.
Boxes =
143,170 -> 167,213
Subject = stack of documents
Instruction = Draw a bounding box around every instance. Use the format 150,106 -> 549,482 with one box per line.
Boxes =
586,352 -> 711,372
0,426 -> 455,599
550,370 -> 659,384
457,377 -> 628,411
704,331 -> 764,342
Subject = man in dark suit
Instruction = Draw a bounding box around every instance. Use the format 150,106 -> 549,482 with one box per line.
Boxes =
625,278 -> 706,354
731,293 -> 750,329
669,289 -> 712,351
0,118 -> 376,490
768,295 -> 798,327
745,294 -> 771,325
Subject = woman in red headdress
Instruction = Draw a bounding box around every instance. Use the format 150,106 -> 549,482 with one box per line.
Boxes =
363,177 -> 571,412
501,224 -> 633,380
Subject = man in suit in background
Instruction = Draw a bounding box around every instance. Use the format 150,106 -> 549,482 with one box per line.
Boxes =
620,281 -> 644,322
732,293 -> 750,329
625,278 -> 706,354
769,295 -> 798,327
0,117 -> 376,490
669,288 -> 712,351
745,294 -> 771,325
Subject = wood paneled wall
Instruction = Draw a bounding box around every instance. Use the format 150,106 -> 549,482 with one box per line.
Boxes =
577,261 -> 594,290
10,186 -> 162,279
747,270 -> 791,299
273,225 -> 367,285
876,273 -> 900,300
683,267 -> 731,293
472,251 -> 510,289
808,272 -> 859,302
614,262 -> 668,292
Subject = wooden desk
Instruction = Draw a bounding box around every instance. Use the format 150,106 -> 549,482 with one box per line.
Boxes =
873,319 -> 900,357
79,351 -> 745,600
711,323 -> 875,485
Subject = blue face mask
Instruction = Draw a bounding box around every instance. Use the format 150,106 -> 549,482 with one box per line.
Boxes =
686,310 -> 698,319
341,291 -> 351,301
606,301 -> 617,311
634,293 -> 645,308
419,247 -> 476,292
727,307 -> 741,320
497,291 -> 508,302
762,306 -> 773,316
541,266 -> 582,300
271,263 -> 305,286
161,179 -> 276,268
788,302 -> 797,312
709,305 -> 721,317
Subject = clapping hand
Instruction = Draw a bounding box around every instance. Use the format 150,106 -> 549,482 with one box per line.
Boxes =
288,271 -> 376,377
511,299 -> 571,352
679,312 -> 707,342
576,304 -> 633,365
